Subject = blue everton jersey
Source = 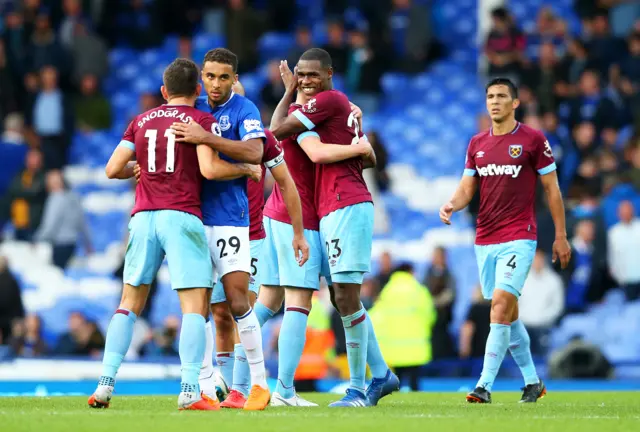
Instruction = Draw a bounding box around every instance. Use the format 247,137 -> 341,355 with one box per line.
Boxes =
196,93 -> 266,227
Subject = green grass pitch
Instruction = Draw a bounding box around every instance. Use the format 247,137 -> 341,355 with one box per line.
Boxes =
1,392 -> 639,432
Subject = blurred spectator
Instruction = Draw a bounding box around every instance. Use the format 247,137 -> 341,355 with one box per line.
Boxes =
225,0 -> 264,74
265,0 -> 296,32
9,314 -> 47,357
375,251 -> 393,288
146,315 -> 179,356
366,132 -> 390,192
459,285 -> 491,359
369,263 -> 436,390
609,1 -> 640,37
2,6 -> 27,85
159,0 -> 204,38
566,219 -> 597,314
556,39 -> 598,97
360,278 -> 378,310
568,70 -> 618,132
26,65 -> 74,169
0,255 -> 24,345
345,26 -> 386,114
541,112 -> 565,166
322,19 -> 348,74
287,25 -> 312,66
70,21 -> 109,84
2,148 -> 47,241
59,0 -> 85,49
523,42 -> 564,113
389,0 -> 435,74
613,31 -> 640,127
54,311 -> 105,357
2,112 -> 25,145
485,6 -> 526,82
260,60 -> 284,122
526,7 -> 567,61
584,10 -> 627,78
0,39 -> 17,123
26,9 -> 70,80
139,91 -> 162,114
519,249 -> 565,355
621,137 -> 640,189
607,200 -> 640,300
75,74 -> 112,131
573,121 -> 599,157
34,170 -> 91,269
118,0 -> 162,49
424,246 -> 456,359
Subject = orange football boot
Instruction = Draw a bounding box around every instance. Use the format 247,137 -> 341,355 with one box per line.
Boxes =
220,390 -> 247,409
243,385 -> 270,411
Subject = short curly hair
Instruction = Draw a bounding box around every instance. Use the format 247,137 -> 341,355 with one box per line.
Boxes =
203,48 -> 238,73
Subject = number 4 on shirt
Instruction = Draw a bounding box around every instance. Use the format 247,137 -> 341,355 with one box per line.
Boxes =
507,255 -> 517,270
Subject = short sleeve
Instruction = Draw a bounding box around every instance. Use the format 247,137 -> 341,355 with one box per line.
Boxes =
238,101 -> 266,141
533,132 -> 557,175
198,113 -> 221,137
263,134 -> 284,169
291,91 -> 335,131
119,121 -> 135,151
463,138 -> 477,177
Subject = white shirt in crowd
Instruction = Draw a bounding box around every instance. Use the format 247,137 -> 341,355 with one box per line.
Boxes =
607,218 -> 640,285
519,266 -> 565,328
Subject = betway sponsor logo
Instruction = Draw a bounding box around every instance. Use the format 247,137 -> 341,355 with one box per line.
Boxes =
476,164 -> 522,178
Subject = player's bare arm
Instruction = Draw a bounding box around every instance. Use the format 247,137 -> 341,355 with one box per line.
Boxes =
196,144 -> 261,182
298,135 -> 372,164
269,161 -> 309,266
171,120 -> 263,164
439,175 -> 478,225
270,60 -> 298,130
362,145 -> 377,169
105,146 -> 135,179
540,170 -> 571,269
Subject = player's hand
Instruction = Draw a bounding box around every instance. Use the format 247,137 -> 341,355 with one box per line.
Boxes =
439,202 -> 454,225
246,164 -> 262,182
349,102 -> 363,124
280,60 -> 297,93
292,233 -> 310,266
171,120 -> 208,144
354,137 -> 372,155
133,163 -> 141,184
552,236 -> 572,269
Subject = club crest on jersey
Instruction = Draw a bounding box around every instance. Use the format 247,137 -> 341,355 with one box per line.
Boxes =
509,144 -> 523,158
219,115 -> 231,131
303,98 -> 317,113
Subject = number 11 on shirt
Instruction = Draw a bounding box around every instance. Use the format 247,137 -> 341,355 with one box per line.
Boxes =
145,128 -> 176,173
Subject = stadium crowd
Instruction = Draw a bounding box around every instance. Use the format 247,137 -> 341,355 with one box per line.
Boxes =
0,0 -> 640,385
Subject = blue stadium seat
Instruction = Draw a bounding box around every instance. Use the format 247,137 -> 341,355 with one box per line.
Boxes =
258,32 -> 294,62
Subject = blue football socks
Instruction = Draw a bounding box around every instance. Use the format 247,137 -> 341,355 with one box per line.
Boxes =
254,301 -> 276,326
179,313 -> 206,395
477,323 -> 511,392
231,343 -> 250,397
275,307 -> 309,399
100,308 -> 137,385
365,311 -> 389,379
509,320 -> 540,386
341,308 -> 369,393
216,351 -> 234,390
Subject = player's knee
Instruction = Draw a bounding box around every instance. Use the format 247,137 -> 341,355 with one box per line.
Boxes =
213,304 -> 234,335
284,288 -> 313,310
333,284 -> 360,316
490,299 -> 511,324
226,293 -> 250,317
119,286 -> 147,316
